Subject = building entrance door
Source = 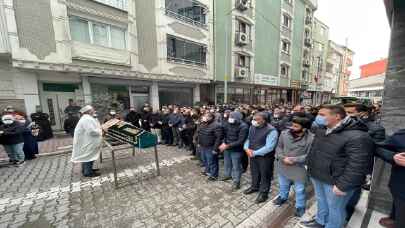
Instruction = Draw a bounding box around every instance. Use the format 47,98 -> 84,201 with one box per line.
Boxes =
131,93 -> 149,112
41,92 -> 76,130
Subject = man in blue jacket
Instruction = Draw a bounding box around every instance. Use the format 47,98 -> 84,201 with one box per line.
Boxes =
243,112 -> 279,204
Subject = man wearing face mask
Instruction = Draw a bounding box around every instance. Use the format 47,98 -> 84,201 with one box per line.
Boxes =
219,111 -> 249,190
271,107 -> 290,133
0,114 -> 25,166
243,112 -> 279,204
301,105 -> 374,228
273,117 -> 314,217
197,112 -> 224,181
125,107 -> 141,128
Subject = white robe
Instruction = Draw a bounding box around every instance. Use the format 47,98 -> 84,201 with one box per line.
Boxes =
71,114 -> 103,163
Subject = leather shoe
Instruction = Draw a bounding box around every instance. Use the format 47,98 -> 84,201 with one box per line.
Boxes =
243,187 -> 258,195
255,193 -> 268,204
84,173 -> 100,178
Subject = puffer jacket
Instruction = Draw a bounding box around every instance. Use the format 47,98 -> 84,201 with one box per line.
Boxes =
197,119 -> 223,152
306,117 -> 375,192
0,121 -> 25,145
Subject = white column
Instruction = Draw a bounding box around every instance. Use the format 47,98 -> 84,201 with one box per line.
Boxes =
150,81 -> 159,111
193,84 -> 200,105
14,72 -> 40,116
82,76 -> 92,104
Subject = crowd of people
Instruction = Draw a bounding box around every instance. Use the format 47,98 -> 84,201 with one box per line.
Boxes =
1,100 -> 405,228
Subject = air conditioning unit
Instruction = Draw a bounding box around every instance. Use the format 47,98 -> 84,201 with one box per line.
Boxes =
236,0 -> 249,11
304,38 -> 312,47
303,59 -> 311,67
235,66 -> 248,78
236,32 -> 249,46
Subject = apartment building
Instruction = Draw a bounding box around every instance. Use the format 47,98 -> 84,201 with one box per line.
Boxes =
211,0 -> 317,105
304,17 -> 330,105
0,0 -> 213,130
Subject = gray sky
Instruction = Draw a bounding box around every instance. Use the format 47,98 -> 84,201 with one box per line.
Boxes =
315,0 -> 391,78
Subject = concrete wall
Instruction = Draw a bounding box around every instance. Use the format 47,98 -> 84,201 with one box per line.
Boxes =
290,0 -> 305,83
254,0 -> 281,83
214,0 -> 232,82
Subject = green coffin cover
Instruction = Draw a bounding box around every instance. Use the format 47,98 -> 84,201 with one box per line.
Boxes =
136,131 -> 158,148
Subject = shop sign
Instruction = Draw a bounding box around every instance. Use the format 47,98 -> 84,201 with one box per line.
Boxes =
255,74 -> 280,86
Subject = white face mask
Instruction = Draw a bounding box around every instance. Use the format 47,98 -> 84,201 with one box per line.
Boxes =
3,120 -> 13,125
251,120 -> 260,127
228,118 -> 236,124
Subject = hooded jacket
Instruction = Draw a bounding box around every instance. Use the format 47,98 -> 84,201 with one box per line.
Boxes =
306,117 -> 375,192
197,119 -> 223,152
223,112 -> 249,152
0,121 -> 25,145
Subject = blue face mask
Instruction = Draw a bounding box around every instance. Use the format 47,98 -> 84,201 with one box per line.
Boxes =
315,115 -> 328,127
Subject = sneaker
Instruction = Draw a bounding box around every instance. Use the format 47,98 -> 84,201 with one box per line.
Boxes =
295,207 -> 306,217
200,171 -> 208,176
220,176 -> 232,182
232,182 -> 241,191
207,176 -> 217,181
273,196 -> 288,206
14,161 -> 25,167
84,173 -> 101,178
299,218 -> 324,228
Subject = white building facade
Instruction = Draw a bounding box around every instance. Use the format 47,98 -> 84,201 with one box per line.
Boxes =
0,0 -> 213,130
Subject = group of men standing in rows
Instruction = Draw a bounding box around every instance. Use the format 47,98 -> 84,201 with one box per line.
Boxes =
69,101 -> 405,228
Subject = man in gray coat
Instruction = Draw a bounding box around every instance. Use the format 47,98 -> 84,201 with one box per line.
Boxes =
273,116 -> 314,217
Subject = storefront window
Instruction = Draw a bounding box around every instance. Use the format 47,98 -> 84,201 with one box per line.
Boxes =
91,84 -> 130,120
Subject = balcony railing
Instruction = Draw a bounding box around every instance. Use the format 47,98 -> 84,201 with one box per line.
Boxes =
165,9 -> 208,29
167,56 -> 207,67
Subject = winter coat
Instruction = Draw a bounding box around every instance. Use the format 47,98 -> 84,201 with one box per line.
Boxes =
276,129 -> 314,182
125,111 -> 141,128
197,119 -> 223,152
0,121 -> 25,145
306,117 -> 375,192
223,112 -> 249,152
374,129 -> 405,200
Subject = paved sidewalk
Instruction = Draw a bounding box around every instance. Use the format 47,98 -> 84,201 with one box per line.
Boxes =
0,145 -> 280,228
0,136 -> 73,160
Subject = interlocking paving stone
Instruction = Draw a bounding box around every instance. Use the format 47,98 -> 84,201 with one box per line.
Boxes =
0,145 -> 281,227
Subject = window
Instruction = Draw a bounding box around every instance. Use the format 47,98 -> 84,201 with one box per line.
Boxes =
69,16 -> 127,50
167,35 -> 207,66
284,0 -> 293,5
280,64 -> 290,77
318,43 -> 324,52
111,27 -> 126,49
282,14 -> 292,29
165,0 -> 207,27
93,23 -> 108,46
281,40 -> 291,54
238,20 -> 248,34
93,0 -> 127,11
236,54 -> 250,68
69,17 -> 90,43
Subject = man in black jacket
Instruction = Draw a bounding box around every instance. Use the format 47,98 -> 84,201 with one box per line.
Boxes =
301,105 -> 374,228
197,112 -> 223,181
219,111 -> 249,190
375,129 -> 405,228
125,107 -> 141,128
0,115 -> 25,166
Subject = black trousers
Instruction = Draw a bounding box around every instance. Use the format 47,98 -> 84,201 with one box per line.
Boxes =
394,197 -> 405,228
161,127 -> 173,145
250,153 -> 275,194
242,152 -> 249,172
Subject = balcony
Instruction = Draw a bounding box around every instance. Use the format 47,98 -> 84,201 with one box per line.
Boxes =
165,9 -> 208,29
304,38 -> 313,48
303,59 -> 311,67
305,16 -> 313,25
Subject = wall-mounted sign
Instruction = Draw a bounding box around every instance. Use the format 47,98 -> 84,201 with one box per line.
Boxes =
255,74 -> 280,86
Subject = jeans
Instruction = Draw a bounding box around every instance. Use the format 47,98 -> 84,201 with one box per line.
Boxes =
278,173 -> 306,209
82,161 -> 94,176
3,143 -> 25,162
346,187 -> 362,221
311,178 -> 355,228
224,150 -> 243,184
200,146 -> 218,178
